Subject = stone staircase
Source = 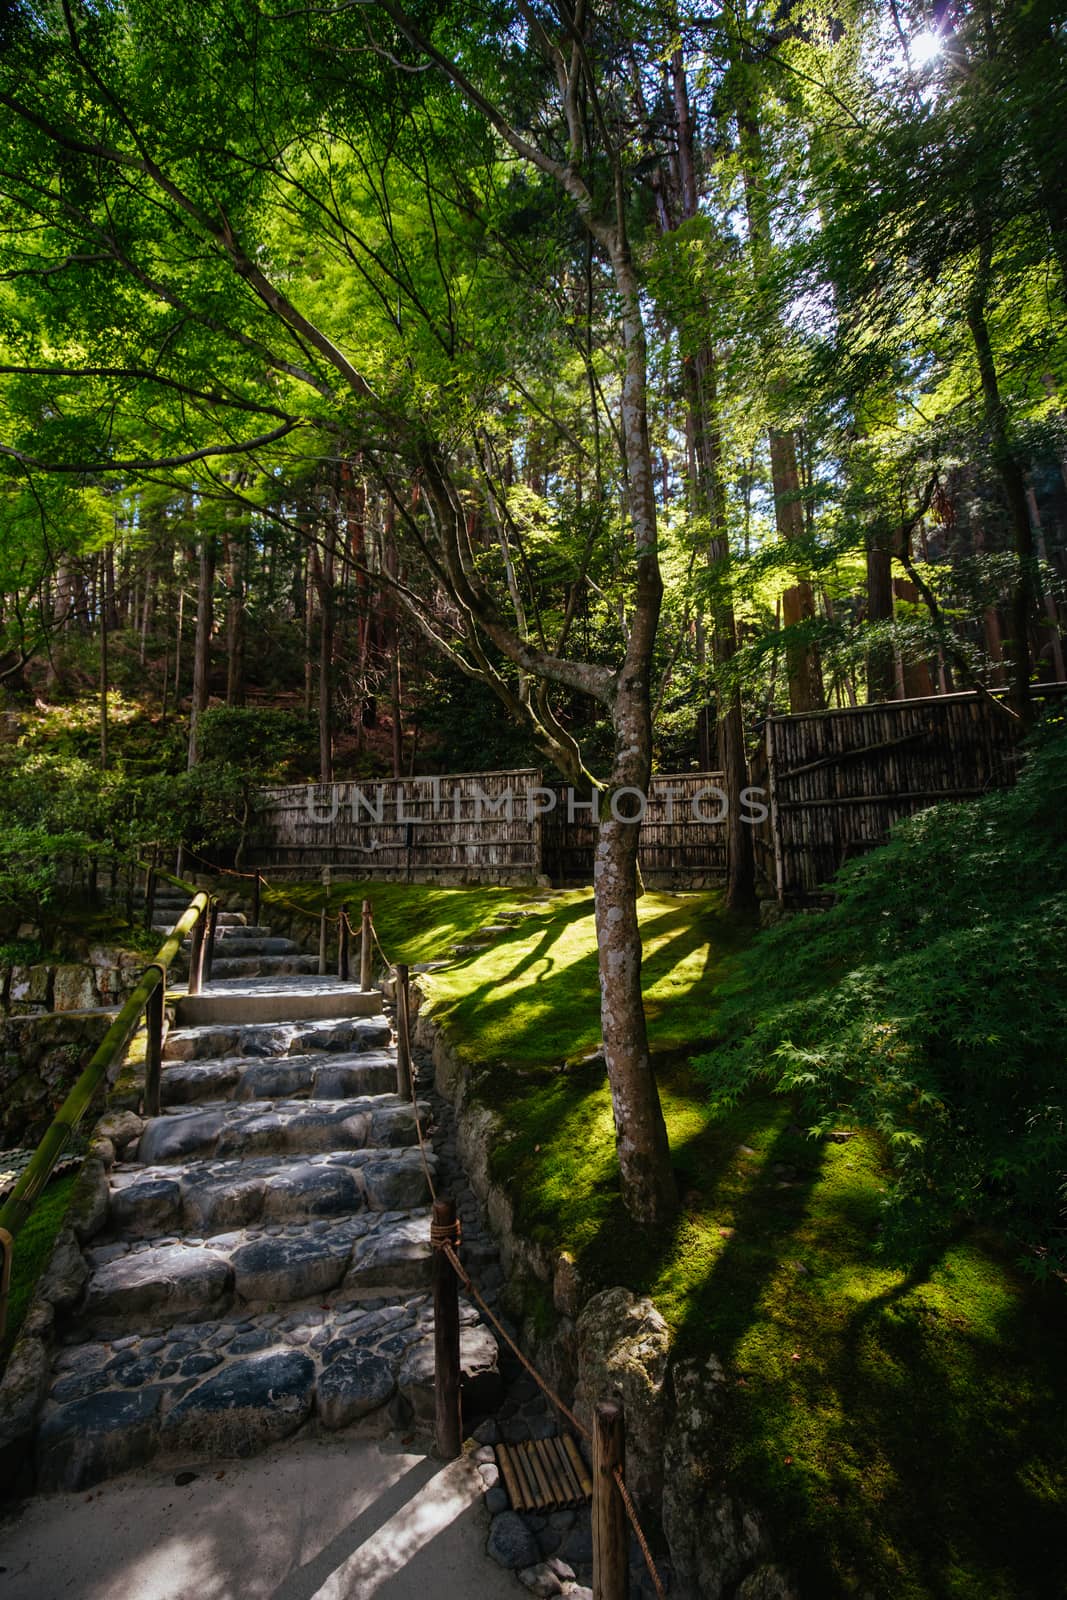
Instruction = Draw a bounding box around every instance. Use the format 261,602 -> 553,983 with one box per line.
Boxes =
34,889 -> 500,1493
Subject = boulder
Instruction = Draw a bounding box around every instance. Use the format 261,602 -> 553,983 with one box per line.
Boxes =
52,965 -> 96,1012
37,1228 -> 88,1313
161,1348 -> 315,1454
317,1348 -> 396,1428
735,1566 -> 799,1600
574,1287 -> 670,1516
231,1233 -> 351,1303
36,1386 -> 165,1491
84,1244 -> 232,1323
661,1355 -> 771,1600
487,1511 -> 541,1571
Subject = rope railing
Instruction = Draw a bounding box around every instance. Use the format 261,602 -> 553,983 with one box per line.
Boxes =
364,901 -> 667,1600
0,872 -> 214,1339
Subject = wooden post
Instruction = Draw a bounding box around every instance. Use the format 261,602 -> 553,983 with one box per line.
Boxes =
144,979 -> 165,1117
319,867 -> 330,976
592,1399 -> 627,1600
338,903 -> 350,981
359,898 -> 373,992
432,1195 -> 461,1460
143,849 -> 158,932
188,911 -> 207,996
203,899 -> 219,984
395,961 -> 412,1100
251,869 -> 261,928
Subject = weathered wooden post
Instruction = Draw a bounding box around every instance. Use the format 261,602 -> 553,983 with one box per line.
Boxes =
432,1195 -> 461,1459
338,903 -> 351,980
143,848 -> 158,932
395,961 -> 412,1100
359,898 -> 373,992
203,898 -> 219,984
592,1399 -> 627,1600
187,908 -> 207,996
144,977 -> 165,1117
318,866 -> 331,976
251,868 -> 261,929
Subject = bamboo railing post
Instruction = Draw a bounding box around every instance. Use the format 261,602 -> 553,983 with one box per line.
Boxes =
359,898 -> 373,992
188,910 -> 207,996
144,978 -> 165,1118
338,903 -> 350,981
251,869 -> 261,928
318,905 -> 328,976
593,1399 -> 627,1600
203,898 -> 219,984
432,1196 -> 461,1460
395,961 -> 413,1100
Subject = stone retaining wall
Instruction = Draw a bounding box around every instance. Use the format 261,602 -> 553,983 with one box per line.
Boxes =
0,1010 -> 118,1148
413,993 -> 797,1600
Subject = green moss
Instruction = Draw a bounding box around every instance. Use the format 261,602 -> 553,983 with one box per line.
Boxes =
311,881 -> 1067,1600
2,1174 -> 76,1361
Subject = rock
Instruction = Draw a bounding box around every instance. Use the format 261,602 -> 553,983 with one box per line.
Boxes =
553,1252 -> 581,1319
262,1162 -> 362,1221
344,1217 -> 431,1293
162,1348 -> 315,1454
36,1386 -> 165,1491
518,1563 -> 563,1597
137,1108 -> 228,1163
38,1229 -> 88,1314
84,1245 -> 232,1323
735,1565 -> 799,1600
661,1355 -> 767,1600
109,1174 -> 183,1237
9,965 -> 50,1009
574,1287 -> 670,1516
317,1349 -> 396,1428
361,1155 -> 431,1212
67,1157 -> 111,1244
231,1234 -> 351,1303
485,1484 -> 509,1514
52,965 -> 96,1012
487,1510 -> 541,1570
96,1110 -> 145,1153
0,1317 -> 51,1493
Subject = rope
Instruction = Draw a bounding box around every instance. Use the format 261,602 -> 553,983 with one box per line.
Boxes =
612,1466 -> 668,1600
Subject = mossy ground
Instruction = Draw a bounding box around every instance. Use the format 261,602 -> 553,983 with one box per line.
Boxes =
2,1173 -> 75,1360
262,880 -> 1066,1596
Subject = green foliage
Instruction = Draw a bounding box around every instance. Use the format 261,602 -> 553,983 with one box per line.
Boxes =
695,731 -> 1067,1274
195,707 -> 312,776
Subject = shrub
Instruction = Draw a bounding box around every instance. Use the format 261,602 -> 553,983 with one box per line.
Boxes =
694,729 -> 1067,1275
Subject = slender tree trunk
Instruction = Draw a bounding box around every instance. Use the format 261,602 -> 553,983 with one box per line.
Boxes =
223,515 -> 246,708
966,243 -> 1034,722
312,514 -> 336,784
866,532 -> 896,700
187,535 -> 215,768
99,570 -> 109,772
594,241 -> 677,1224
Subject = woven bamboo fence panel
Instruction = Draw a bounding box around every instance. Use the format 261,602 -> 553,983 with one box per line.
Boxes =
757,685 -> 1067,904
250,769 -> 544,883
541,772 -> 729,886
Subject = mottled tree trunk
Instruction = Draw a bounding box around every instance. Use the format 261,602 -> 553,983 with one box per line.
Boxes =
187,535 -> 215,769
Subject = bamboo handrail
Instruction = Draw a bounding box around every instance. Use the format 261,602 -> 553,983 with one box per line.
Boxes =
0,881 -> 211,1337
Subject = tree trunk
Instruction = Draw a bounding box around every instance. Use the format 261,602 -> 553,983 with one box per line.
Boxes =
966,244 -> 1034,722
312,514 -> 336,784
223,517 -> 246,708
187,535 -> 215,769
865,533 -> 896,701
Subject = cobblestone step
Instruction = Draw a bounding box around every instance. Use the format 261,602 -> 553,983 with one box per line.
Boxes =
136,1095 -> 427,1164
160,1050 -> 399,1105
163,1013 -> 391,1061
37,1291 -> 500,1492
107,1147 -> 436,1238
206,954 -> 324,980
82,1209 -> 438,1327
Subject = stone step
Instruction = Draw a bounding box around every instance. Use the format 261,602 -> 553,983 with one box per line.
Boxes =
175,978 -> 383,1027
183,935 -> 302,956
37,1291 -> 500,1491
161,1050 -> 399,1105
82,1210 -> 437,1327
206,955 -> 324,981
163,1013 -> 391,1063
154,916 -> 259,935
107,1148 -> 436,1238
136,1096 -> 427,1165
